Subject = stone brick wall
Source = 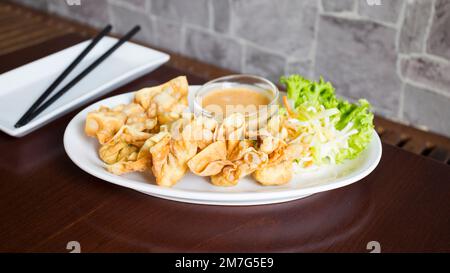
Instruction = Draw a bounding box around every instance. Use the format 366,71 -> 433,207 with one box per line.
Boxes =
12,0 -> 450,137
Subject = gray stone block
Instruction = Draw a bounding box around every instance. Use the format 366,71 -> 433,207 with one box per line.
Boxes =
232,0 -> 318,58
403,84 -> 450,137
108,3 -> 154,45
153,18 -> 183,53
47,0 -> 70,17
213,0 -> 230,33
427,0 -> 450,60
54,0 -> 110,28
314,15 -> 401,116
322,0 -> 354,13
286,59 -> 313,79
151,0 -> 209,28
185,28 -> 242,72
243,45 -> 286,83
401,56 -> 450,96
358,0 -> 403,24
399,0 -> 432,54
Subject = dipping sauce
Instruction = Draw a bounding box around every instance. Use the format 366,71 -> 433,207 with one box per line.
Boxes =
201,87 -> 271,117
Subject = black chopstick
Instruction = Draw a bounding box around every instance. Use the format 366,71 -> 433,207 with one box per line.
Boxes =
16,25 -> 141,127
15,25 -> 113,128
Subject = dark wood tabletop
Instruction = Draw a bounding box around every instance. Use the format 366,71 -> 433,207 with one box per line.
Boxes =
1,31 -> 449,253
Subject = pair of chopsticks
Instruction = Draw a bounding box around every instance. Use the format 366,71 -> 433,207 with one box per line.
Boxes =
15,25 -> 141,128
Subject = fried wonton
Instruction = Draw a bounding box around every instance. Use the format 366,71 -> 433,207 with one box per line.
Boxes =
250,115 -> 304,186
106,125 -> 152,147
252,161 -> 293,186
214,113 -> 246,155
85,103 -> 157,145
99,141 -> 139,165
117,103 -> 158,132
98,125 -> 155,175
253,140 -> 303,186
104,132 -> 167,175
188,114 -> 269,187
134,76 -> 189,125
210,141 -> 268,187
85,106 -> 127,144
149,118 -> 201,187
187,141 -> 232,176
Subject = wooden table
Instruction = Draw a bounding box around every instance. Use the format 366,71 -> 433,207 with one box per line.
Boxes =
1,32 -> 449,253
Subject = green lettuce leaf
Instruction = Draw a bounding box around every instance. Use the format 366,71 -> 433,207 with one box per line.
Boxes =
336,99 -> 374,160
280,75 -> 339,110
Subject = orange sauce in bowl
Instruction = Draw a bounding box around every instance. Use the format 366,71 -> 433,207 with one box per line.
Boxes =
201,87 -> 271,117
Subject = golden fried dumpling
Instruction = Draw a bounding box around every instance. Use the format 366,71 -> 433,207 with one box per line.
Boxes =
187,141 -> 232,176
165,113 -> 217,149
113,103 -> 158,132
134,76 -> 189,125
108,125 -> 152,147
210,165 -> 241,187
99,141 -> 138,165
253,161 -> 293,186
258,128 -> 284,154
85,106 -> 127,144
97,125 -> 154,175
258,115 -> 289,152
237,146 -> 268,176
249,114 -> 303,186
105,132 -> 166,175
112,103 -> 144,116
252,140 -> 303,186
150,122 -> 198,187
267,114 -> 288,139
188,114 -> 269,187
191,116 -> 218,150
214,113 -> 246,156
189,139 -> 267,187
85,103 -> 157,144
210,143 -> 268,187
126,113 -> 158,132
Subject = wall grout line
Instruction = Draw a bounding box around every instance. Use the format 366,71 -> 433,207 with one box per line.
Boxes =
406,51 -> 450,64
402,78 -> 450,99
320,11 -> 397,30
394,0 -> 407,122
423,0 -> 436,55
394,0 -> 407,53
310,0 -> 322,78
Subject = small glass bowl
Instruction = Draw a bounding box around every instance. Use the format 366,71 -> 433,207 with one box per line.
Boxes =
193,75 -> 279,128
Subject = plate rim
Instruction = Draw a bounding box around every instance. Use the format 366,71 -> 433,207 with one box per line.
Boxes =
64,87 -> 382,203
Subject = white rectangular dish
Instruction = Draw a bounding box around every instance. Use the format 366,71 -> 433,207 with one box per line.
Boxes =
0,36 -> 169,137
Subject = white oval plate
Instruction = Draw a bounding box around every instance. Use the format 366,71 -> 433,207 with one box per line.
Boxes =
64,86 -> 382,206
